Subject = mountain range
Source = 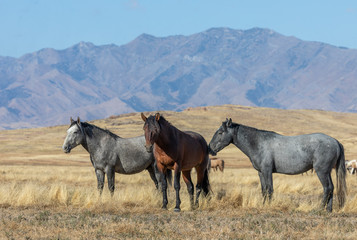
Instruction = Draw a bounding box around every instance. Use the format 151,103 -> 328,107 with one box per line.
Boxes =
0,27 -> 357,129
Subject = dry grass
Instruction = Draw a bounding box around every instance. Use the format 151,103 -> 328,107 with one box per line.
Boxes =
1,105 -> 357,239
2,167 -> 357,239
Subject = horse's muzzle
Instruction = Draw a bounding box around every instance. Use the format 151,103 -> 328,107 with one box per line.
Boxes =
63,145 -> 71,153
208,146 -> 217,156
145,145 -> 153,153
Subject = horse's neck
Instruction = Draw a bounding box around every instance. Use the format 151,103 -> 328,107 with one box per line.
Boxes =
233,125 -> 262,158
81,125 -> 109,154
156,121 -> 178,154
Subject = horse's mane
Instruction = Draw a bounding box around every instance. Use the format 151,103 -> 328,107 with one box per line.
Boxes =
231,122 -> 279,135
158,115 -> 172,127
158,115 -> 179,132
81,122 -> 121,139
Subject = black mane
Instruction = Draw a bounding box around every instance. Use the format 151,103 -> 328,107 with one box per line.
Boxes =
81,122 -> 120,139
229,122 -> 278,136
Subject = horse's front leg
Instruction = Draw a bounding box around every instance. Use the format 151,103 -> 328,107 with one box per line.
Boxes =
106,166 -> 115,197
95,169 -> 105,195
258,171 -> 266,197
160,170 -> 168,209
173,163 -> 182,212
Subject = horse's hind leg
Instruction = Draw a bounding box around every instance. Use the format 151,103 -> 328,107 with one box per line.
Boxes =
147,164 -> 159,189
194,166 -> 210,207
182,170 -> 194,209
95,169 -> 105,195
259,170 -> 273,204
316,170 -> 334,212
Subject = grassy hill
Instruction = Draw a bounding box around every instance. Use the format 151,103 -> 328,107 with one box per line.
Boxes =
1,104 -> 357,166
1,105 -> 357,239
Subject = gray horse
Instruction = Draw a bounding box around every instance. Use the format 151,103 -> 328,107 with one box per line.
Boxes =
62,117 -> 164,195
208,118 -> 347,212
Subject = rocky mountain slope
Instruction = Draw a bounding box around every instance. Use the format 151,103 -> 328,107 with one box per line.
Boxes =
0,27 -> 356,129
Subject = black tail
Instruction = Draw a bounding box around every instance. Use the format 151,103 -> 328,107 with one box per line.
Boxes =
202,167 -> 212,196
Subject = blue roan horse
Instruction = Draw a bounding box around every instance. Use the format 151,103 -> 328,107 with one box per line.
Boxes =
209,118 -> 347,212
62,117 -> 166,195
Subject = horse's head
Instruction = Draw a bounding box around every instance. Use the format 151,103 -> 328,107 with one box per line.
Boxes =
141,112 -> 161,152
208,118 -> 234,156
62,117 -> 85,153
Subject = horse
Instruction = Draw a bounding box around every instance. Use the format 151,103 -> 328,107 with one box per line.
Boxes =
209,158 -> 225,172
141,112 -> 211,212
345,160 -> 357,175
62,117 -> 166,196
208,118 -> 347,212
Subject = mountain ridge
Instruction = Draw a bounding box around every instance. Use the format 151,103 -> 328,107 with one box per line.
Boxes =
0,27 -> 357,129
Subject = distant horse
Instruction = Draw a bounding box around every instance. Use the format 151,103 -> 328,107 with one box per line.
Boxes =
345,160 -> 357,175
62,117 -> 165,195
209,158 -> 225,172
208,118 -> 347,212
141,113 -> 211,212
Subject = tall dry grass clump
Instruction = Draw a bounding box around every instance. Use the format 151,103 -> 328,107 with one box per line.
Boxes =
2,165 -> 357,239
2,165 -> 357,213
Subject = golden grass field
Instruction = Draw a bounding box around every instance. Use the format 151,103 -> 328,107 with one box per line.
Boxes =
1,105 -> 357,239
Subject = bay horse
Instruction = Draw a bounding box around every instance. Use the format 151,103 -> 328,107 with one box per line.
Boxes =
62,117 -> 165,195
208,118 -> 347,212
141,113 -> 211,212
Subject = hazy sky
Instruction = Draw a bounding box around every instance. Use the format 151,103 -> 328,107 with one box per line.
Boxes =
1,0 -> 356,57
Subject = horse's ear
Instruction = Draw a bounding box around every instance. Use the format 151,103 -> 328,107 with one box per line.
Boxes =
77,117 -> 80,124
155,113 -> 160,122
222,121 -> 227,131
227,118 -> 232,127
70,117 -> 74,124
141,112 -> 147,122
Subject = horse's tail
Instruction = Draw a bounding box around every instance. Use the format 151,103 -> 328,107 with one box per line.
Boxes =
336,141 -> 347,208
202,144 -> 213,195
202,166 -> 212,196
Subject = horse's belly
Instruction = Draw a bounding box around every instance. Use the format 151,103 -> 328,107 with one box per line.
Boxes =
274,156 -> 313,175
115,156 -> 152,174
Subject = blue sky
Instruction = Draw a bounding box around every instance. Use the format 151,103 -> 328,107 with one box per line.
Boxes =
0,0 -> 356,58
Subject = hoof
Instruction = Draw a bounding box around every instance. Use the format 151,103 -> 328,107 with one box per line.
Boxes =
191,205 -> 198,210
173,207 -> 181,212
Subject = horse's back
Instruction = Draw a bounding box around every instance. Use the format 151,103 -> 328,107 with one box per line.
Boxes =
114,135 -> 154,174
268,133 -> 340,174
272,133 -> 338,154
184,131 -> 208,148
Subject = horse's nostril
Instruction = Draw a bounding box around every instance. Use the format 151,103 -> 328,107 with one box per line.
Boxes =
145,145 -> 153,153
63,146 -> 71,153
